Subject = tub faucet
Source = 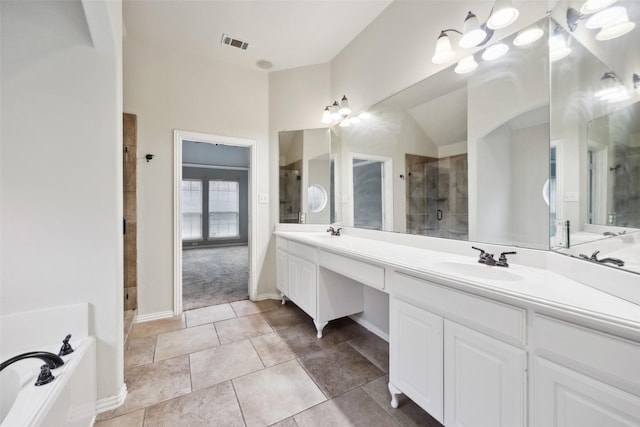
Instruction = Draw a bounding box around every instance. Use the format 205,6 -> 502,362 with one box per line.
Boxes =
0,351 -> 65,372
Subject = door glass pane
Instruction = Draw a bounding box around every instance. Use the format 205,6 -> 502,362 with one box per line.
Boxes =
353,159 -> 383,230
209,180 -> 239,238
182,180 -> 202,240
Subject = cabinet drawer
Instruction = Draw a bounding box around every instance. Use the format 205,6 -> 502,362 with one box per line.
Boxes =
393,272 -> 525,346
533,315 -> 640,394
288,241 -> 316,262
318,250 -> 385,290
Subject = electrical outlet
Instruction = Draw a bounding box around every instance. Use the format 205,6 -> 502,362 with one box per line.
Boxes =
259,193 -> 269,204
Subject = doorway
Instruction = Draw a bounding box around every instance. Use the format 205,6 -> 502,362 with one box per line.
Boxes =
349,153 -> 393,231
173,130 -> 257,315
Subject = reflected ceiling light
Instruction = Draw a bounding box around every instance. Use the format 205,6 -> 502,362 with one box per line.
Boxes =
594,72 -> 629,103
549,34 -> 571,61
595,10 -> 635,40
358,111 -> 372,120
482,42 -> 509,60
580,0 -> 618,15
455,55 -> 478,74
432,31 -> 457,64
486,0 -> 519,30
513,27 -> 544,46
460,11 -> 488,48
585,6 -> 626,29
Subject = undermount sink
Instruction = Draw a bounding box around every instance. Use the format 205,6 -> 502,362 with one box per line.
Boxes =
434,261 -> 522,281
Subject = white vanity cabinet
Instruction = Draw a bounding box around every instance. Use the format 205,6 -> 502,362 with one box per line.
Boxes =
389,271 -> 526,427
277,239 -> 317,318
532,315 -> 640,427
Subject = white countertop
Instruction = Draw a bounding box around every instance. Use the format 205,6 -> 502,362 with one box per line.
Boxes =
275,230 -> 640,335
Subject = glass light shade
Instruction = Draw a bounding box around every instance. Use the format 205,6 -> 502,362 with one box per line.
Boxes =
358,111 -> 372,120
339,95 -> 351,115
330,101 -> 342,120
321,107 -> 332,124
339,118 -> 351,127
482,43 -> 509,61
586,6 -> 626,29
549,34 -> 571,62
580,0 -> 618,15
596,12 -> 635,40
513,27 -> 544,46
460,12 -> 487,48
594,73 -> 624,100
606,90 -> 631,103
487,6 -> 519,30
432,32 -> 456,64
455,56 -> 478,74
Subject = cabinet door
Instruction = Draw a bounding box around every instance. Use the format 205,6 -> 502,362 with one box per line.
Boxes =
390,298 -> 444,423
444,320 -> 526,427
287,255 -> 317,318
276,248 -> 288,294
533,357 -> 640,427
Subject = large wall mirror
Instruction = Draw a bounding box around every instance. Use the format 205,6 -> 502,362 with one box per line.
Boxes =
278,3 -> 639,274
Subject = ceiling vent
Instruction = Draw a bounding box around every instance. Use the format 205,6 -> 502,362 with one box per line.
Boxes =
221,34 -> 249,50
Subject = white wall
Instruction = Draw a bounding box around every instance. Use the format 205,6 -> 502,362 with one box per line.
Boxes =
123,37 -> 270,314
1,0 -> 123,403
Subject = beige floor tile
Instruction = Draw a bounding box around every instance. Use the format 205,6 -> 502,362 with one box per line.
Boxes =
154,324 -> 219,361
262,303 -> 310,330
185,303 -> 236,327
131,315 -> 185,339
251,325 -> 321,367
215,313 -> 273,344
230,299 -> 281,316
112,356 -> 192,417
94,409 -> 145,427
189,339 -> 264,391
348,331 -> 390,373
143,381 -> 244,426
233,359 -> 326,427
125,335 -> 157,370
294,387 -> 397,427
298,342 -> 383,398
269,418 -> 298,427
361,376 -> 443,427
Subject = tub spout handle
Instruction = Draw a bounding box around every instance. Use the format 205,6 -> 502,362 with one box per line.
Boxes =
59,334 -> 74,356
35,364 -> 55,386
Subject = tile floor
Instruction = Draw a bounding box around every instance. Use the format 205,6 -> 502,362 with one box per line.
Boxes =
95,299 -> 443,427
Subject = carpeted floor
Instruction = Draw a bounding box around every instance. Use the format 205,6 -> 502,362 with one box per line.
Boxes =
182,245 -> 249,311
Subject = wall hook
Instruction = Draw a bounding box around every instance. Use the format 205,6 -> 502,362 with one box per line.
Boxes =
145,154 -> 154,162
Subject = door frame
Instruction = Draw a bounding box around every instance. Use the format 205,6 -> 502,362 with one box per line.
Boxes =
173,130 -> 257,315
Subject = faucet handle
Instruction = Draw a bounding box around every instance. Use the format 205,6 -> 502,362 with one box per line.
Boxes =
58,334 -> 74,356
35,364 -> 55,386
590,250 -> 601,261
497,251 -> 517,267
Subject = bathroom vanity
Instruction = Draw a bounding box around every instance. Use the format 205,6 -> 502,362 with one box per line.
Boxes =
274,229 -> 640,427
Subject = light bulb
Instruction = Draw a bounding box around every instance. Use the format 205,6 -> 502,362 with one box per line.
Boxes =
513,27 -> 544,46
432,31 -> 456,64
482,43 -> 509,61
580,0 -> 618,15
455,56 -> 478,74
596,10 -> 635,40
330,101 -> 342,120
487,4 -> 519,30
586,6 -> 626,29
338,95 -> 351,115
321,107 -> 332,124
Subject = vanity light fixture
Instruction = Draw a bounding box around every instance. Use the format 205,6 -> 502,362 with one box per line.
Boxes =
513,27 -> 544,46
321,96 -> 352,124
634,73 -> 640,95
482,42 -> 509,61
455,55 -> 478,74
549,33 -> 571,62
594,72 -> 630,103
430,2 -> 520,65
567,3 -> 635,40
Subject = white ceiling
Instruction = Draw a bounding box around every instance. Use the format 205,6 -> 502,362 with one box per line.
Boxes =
122,0 -> 393,72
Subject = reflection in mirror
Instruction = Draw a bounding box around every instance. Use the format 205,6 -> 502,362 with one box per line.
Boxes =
279,128 -> 338,224
549,14 -> 640,274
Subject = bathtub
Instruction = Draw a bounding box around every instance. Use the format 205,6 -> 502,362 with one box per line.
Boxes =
0,304 -> 97,426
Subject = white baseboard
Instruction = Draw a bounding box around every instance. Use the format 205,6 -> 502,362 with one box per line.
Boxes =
95,383 -> 127,414
135,310 -> 174,323
254,292 -> 281,301
349,315 -> 389,342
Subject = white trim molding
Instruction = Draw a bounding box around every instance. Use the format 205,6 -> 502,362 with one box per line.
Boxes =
95,383 -> 127,414
135,310 -> 175,323
173,130 -> 258,315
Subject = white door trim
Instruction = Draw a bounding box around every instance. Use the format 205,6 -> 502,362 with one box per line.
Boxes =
173,130 -> 257,315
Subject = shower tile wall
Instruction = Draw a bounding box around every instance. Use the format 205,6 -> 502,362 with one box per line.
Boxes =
406,153 -> 468,240
280,160 -> 302,223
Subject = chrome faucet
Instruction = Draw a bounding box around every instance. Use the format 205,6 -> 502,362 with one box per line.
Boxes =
327,226 -> 342,236
496,251 -> 517,267
603,231 -> 617,236
579,250 -> 625,267
472,246 -> 496,265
